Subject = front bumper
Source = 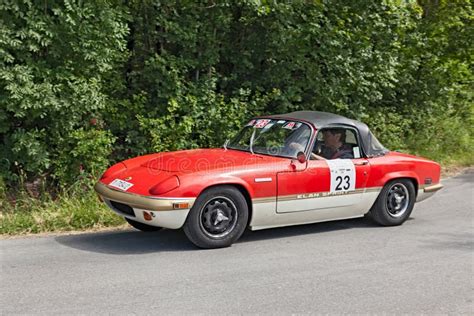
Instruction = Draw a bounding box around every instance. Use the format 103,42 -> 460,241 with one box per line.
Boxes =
94,182 -> 196,229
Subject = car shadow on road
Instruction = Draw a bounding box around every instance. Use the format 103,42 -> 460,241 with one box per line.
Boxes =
239,216 -> 384,243
55,229 -> 196,255
55,216 -> 383,255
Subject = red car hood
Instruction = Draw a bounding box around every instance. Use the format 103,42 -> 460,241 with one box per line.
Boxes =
100,148 -> 290,197
141,148 -> 285,173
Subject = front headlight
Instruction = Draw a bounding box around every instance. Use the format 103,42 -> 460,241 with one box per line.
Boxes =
149,175 -> 180,195
100,162 -> 127,180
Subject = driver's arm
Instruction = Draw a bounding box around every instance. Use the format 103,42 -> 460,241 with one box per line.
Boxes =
310,142 -> 326,160
310,153 -> 326,160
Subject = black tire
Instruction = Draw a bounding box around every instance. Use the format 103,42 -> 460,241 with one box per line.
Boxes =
369,179 -> 416,226
183,185 -> 249,249
125,217 -> 162,232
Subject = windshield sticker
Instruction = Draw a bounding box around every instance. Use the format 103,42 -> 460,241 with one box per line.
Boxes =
283,122 -> 296,129
254,119 -> 271,129
246,119 -> 256,127
277,120 -> 286,124
263,122 -> 275,130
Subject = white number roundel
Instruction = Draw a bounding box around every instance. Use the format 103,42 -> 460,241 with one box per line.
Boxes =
325,159 -> 356,193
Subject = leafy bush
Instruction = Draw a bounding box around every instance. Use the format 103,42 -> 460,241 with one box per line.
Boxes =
0,1 -> 128,184
54,129 -> 116,185
1,0 -> 472,188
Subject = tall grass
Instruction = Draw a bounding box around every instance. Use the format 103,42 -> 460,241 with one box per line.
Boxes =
0,179 -> 124,235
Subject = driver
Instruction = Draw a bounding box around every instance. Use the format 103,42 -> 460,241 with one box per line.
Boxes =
312,129 -> 353,160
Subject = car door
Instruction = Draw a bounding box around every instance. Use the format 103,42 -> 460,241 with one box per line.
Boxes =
276,158 -> 370,213
276,126 -> 371,217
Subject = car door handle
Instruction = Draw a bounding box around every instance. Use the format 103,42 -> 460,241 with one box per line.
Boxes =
354,160 -> 369,166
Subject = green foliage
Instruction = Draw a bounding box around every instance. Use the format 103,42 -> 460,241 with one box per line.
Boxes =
0,0 -> 128,184
54,129 -> 115,184
137,81 -> 275,152
1,0 -> 473,189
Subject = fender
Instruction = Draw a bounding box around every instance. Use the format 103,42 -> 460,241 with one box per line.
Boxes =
196,176 -> 257,198
379,171 -> 420,189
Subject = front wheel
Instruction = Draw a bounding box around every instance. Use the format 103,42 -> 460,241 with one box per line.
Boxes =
369,179 -> 416,226
125,218 -> 162,232
183,186 -> 249,249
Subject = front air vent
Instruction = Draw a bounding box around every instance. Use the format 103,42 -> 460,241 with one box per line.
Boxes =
109,200 -> 135,217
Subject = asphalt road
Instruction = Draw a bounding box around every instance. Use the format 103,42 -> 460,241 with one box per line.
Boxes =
1,170 -> 473,315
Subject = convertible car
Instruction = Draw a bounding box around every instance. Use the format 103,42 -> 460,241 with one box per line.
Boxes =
95,111 -> 442,248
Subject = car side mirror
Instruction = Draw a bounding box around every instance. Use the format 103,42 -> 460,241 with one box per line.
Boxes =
297,151 -> 307,164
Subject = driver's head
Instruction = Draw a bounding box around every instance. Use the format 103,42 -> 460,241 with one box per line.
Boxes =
323,129 -> 345,146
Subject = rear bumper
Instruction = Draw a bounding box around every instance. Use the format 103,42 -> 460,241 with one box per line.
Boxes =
94,182 -> 195,229
416,183 -> 443,202
423,183 -> 443,193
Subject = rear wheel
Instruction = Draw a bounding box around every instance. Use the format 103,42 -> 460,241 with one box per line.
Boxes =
125,218 -> 162,232
369,179 -> 416,226
183,186 -> 248,249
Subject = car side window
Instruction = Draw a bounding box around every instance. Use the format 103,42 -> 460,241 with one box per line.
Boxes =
312,128 -> 361,160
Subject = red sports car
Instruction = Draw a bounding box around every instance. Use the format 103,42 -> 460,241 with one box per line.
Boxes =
95,111 -> 443,248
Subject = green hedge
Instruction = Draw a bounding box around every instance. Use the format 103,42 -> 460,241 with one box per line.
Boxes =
1,0 -> 472,188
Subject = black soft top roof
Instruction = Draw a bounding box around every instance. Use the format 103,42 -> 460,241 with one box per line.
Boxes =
265,111 -> 388,157
267,111 -> 362,129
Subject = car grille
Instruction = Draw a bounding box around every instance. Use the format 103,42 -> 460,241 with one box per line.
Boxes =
109,200 -> 135,217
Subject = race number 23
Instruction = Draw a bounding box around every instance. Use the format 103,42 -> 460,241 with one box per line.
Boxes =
335,175 -> 351,191
326,160 -> 356,193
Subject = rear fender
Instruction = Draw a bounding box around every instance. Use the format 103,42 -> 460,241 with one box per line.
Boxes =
380,171 -> 420,190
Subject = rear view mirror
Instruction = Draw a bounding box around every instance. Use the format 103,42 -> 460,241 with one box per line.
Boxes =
297,151 -> 307,164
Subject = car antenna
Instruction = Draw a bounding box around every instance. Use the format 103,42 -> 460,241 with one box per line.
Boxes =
223,139 -> 229,151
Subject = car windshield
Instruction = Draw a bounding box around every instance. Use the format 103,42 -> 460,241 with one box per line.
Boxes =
227,118 -> 312,158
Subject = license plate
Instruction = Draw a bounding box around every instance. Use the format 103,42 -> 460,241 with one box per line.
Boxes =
109,179 -> 134,191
